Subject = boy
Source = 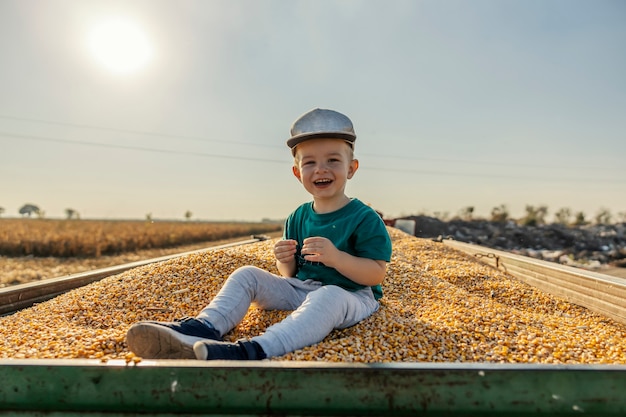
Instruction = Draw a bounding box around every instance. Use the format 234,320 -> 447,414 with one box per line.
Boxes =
126,108 -> 392,360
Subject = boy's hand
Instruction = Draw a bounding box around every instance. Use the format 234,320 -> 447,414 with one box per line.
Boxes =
274,239 -> 298,264
301,237 -> 339,266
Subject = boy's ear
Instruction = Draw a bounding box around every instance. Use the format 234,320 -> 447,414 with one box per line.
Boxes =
292,165 -> 302,182
347,159 -> 359,179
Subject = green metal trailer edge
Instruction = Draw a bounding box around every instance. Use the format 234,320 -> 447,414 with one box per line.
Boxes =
1,360 -> 626,416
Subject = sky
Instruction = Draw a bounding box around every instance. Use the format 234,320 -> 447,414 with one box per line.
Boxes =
0,0 -> 624,222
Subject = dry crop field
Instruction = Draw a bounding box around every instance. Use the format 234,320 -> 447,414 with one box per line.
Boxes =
0,219 -> 281,287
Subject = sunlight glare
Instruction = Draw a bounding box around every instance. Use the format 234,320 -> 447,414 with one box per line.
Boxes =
87,18 -> 154,75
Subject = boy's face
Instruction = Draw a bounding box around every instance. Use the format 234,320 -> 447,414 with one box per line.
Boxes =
292,138 -> 358,203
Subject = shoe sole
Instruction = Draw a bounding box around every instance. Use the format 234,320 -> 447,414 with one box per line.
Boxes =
126,322 -> 206,359
193,341 -> 209,360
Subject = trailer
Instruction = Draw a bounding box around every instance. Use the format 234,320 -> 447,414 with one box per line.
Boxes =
2,359 -> 626,416
2,234 -> 626,416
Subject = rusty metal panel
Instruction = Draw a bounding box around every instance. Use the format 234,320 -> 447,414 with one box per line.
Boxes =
1,360 -> 626,416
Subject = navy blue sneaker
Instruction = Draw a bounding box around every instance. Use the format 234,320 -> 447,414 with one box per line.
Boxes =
126,317 -> 221,359
193,339 -> 266,361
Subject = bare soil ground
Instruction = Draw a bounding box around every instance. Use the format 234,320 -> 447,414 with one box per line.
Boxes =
602,267 -> 626,279
0,233 -> 282,288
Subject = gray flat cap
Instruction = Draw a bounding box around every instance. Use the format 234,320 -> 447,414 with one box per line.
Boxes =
287,108 -> 356,152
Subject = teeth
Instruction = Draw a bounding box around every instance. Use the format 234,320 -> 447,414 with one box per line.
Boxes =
314,179 -> 332,184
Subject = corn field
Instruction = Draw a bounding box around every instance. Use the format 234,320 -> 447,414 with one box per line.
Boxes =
0,219 -> 282,258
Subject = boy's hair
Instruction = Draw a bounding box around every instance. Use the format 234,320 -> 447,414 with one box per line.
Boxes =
287,108 -> 356,156
292,138 -> 355,163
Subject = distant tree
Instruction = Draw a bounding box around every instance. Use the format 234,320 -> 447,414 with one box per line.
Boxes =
618,211 -> 626,223
65,208 -> 80,220
458,206 -> 474,221
572,211 -> 588,226
0,207 -> 4,217
490,204 -> 509,223
519,205 -> 548,226
185,210 -> 193,221
553,207 -> 572,225
19,204 -> 41,217
594,207 -> 612,225
145,213 -> 153,222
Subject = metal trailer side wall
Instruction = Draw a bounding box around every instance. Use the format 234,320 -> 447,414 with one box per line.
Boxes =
444,240 -> 626,326
1,360 -> 626,416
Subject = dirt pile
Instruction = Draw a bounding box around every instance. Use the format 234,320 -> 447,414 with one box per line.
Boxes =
395,216 -> 626,270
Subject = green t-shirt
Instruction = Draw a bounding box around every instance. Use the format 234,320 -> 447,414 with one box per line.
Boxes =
283,198 -> 392,299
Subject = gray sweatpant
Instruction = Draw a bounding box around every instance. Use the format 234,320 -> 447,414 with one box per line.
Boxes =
195,265 -> 380,358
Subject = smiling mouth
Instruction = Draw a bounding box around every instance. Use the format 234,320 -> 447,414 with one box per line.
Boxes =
313,179 -> 333,186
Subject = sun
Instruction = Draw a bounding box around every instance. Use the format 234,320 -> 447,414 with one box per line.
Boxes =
87,18 -> 154,75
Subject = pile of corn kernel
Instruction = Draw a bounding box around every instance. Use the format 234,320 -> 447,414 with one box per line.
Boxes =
1,228 -> 625,363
